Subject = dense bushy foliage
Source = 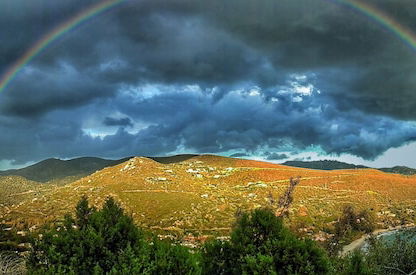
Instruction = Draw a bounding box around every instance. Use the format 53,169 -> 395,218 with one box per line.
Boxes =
333,251 -> 373,275
27,196 -> 198,274
28,198 -> 330,274
201,208 -> 330,274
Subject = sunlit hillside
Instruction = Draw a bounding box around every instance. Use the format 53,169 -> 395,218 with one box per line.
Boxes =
0,176 -> 56,207
1,155 -> 415,243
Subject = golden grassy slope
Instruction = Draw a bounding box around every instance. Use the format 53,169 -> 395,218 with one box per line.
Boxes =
1,155 -> 415,241
0,176 -> 56,207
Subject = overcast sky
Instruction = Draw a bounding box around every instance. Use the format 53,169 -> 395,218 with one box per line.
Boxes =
1,0 -> 416,169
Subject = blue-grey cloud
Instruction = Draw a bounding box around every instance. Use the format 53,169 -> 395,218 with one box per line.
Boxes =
103,116 -> 133,127
3,84 -> 415,165
0,0 -> 416,166
266,153 -> 289,161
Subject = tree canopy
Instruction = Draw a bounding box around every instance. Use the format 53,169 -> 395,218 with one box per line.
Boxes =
27,196 -> 199,274
201,208 -> 330,274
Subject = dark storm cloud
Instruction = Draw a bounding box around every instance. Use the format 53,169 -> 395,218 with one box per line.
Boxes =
103,116 -> 133,127
111,87 -> 416,160
1,85 -> 416,165
0,0 -> 101,73
3,0 -> 416,117
1,0 -> 416,165
0,63 -> 117,117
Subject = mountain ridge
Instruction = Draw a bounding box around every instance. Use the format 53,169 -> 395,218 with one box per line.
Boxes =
282,160 -> 368,170
379,166 -> 416,175
0,154 -> 201,183
0,157 -> 132,183
2,156 -> 415,184
282,160 -> 416,175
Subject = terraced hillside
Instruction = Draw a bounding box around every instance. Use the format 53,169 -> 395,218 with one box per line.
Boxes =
1,155 -> 415,243
0,176 -> 56,207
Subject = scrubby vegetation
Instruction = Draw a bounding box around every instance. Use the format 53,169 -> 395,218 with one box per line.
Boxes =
0,224 -> 30,274
23,196 -> 330,274
0,252 -> 26,275
333,230 -> 416,274
326,205 -> 376,255
0,223 -> 31,253
1,196 -> 415,274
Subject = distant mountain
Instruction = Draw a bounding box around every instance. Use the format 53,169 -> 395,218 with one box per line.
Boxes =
379,166 -> 416,176
282,160 -> 416,176
148,154 -> 199,164
282,160 -> 368,170
0,157 -> 131,183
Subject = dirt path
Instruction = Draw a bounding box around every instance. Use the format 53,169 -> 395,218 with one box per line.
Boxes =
122,189 -> 195,194
341,225 -> 415,256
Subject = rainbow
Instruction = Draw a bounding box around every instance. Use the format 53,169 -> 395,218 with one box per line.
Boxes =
0,0 -> 415,94
0,0 -> 126,93
328,0 -> 416,51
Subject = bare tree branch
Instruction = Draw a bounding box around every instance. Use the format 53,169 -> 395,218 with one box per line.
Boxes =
0,252 -> 26,275
275,176 -> 300,217
382,265 -> 407,275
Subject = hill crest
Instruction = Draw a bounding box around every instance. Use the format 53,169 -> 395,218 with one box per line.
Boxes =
282,160 -> 368,170
0,157 -> 131,183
